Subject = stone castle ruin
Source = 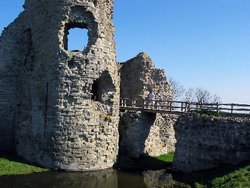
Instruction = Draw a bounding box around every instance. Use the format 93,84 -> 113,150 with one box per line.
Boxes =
119,53 -> 176,159
2,0 -> 248,173
0,0 -> 174,171
0,0 -> 120,171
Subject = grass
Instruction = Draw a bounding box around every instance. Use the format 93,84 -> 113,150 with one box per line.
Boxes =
153,152 -> 250,188
122,152 -> 175,171
155,152 -> 174,163
192,164 -> 250,188
210,165 -> 250,188
0,157 -> 48,176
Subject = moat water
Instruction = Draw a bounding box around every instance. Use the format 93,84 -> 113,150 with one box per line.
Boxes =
0,169 -> 190,188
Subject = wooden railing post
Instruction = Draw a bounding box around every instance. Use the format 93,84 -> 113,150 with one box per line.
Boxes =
188,102 -> 191,112
186,102 -> 189,112
181,102 -> 184,112
216,102 -> 219,113
154,100 -> 157,109
166,101 -> 170,111
231,104 -> 234,114
120,99 -> 123,107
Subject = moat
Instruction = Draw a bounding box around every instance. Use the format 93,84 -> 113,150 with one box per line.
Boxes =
0,169 -> 193,188
1,153 -> 250,188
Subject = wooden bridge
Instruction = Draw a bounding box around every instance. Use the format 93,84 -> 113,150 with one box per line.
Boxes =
120,98 -> 250,115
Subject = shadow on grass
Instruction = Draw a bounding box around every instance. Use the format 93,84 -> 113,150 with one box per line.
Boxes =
172,161 -> 250,187
0,152 -> 34,166
133,155 -> 173,171
115,154 -> 173,172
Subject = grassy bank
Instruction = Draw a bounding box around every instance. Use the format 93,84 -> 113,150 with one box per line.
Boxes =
0,157 -> 48,176
156,152 -> 174,163
211,164 -> 250,187
154,153 -> 250,188
194,164 -> 250,188
132,152 -> 174,171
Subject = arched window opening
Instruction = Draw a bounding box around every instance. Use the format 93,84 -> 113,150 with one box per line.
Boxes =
91,71 -> 116,103
66,27 -> 88,52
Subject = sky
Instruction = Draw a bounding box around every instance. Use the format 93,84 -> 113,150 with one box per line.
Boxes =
0,0 -> 250,104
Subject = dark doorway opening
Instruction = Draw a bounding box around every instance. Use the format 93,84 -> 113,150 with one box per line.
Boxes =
91,70 -> 115,103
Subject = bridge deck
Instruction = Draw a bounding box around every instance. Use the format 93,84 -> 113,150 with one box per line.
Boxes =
120,99 -> 250,115
120,106 -> 184,114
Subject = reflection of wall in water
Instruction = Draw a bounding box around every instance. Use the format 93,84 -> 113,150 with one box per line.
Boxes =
0,169 -> 184,188
0,169 -> 118,188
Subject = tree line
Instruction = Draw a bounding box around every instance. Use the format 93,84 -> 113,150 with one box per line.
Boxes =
169,78 -> 221,103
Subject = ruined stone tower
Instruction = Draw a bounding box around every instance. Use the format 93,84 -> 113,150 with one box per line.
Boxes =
119,53 -> 175,160
0,0 -> 120,171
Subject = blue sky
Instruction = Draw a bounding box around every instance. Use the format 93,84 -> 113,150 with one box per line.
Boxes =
1,1 -> 250,103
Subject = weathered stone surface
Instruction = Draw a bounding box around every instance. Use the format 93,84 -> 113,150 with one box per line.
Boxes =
119,52 -> 175,158
120,52 -> 172,102
173,113 -> 250,172
145,114 -> 178,156
0,0 -> 119,171
3,1 -> 250,174
119,111 -> 156,158
0,0 -> 176,171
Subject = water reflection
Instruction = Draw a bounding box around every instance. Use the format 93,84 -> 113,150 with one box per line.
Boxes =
0,169 -> 189,188
0,169 -> 143,188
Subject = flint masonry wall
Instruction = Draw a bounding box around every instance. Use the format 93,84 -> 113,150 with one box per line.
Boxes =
173,113 -> 250,172
0,8 -> 30,152
119,53 -> 176,158
0,0 -> 120,171
120,52 -> 172,102
119,112 -> 178,158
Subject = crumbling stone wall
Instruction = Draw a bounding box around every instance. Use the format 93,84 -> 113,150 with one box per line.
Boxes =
119,52 -> 175,158
144,114 -> 178,155
173,113 -> 250,172
120,52 -> 172,102
119,112 -> 178,158
0,9 -> 31,152
119,112 -> 156,158
0,0 -> 119,171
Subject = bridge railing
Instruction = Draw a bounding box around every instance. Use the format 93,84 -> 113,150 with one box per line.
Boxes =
120,98 -> 192,112
120,98 -> 250,115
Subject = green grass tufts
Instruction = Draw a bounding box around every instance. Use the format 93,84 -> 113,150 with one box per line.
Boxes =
0,157 -> 48,176
210,165 -> 250,188
194,164 -> 250,188
155,152 -> 175,163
